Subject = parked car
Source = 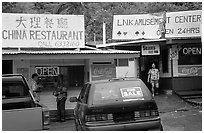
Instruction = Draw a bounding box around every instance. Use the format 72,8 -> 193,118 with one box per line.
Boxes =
2,74 -> 50,131
70,78 -> 163,131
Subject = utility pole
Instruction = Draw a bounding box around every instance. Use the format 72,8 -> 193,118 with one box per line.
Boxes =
93,19 -> 96,45
161,11 -> 166,39
103,21 -> 106,45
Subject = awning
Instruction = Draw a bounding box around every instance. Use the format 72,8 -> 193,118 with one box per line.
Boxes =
96,39 -> 166,48
2,49 -> 140,55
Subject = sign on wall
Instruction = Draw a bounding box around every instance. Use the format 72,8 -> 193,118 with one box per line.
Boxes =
141,44 -> 160,55
2,13 -> 85,48
178,65 -> 202,77
112,13 -> 164,40
91,64 -> 116,81
35,66 -> 59,76
112,10 -> 201,40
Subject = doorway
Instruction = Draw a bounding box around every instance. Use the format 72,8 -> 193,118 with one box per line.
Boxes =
139,56 -> 159,88
60,66 -> 84,88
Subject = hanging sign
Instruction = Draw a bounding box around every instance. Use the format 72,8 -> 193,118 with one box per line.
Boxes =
141,44 -> 160,55
2,13 -> 85,48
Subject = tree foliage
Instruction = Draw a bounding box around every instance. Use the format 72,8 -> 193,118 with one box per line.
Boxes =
2,2 -> 202,43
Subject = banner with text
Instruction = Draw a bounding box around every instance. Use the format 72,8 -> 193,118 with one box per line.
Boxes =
112,10 -> 201,40
165,10 -> 201,38
112,13 -> 164,40
2,13 -> 85,48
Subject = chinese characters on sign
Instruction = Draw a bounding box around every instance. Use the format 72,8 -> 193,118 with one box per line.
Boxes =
2,13 -> 85,48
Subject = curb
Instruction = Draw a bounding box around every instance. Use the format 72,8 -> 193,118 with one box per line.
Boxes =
49,109 -> 74,122
174,91 -> 202,107
184,99 -> 202,107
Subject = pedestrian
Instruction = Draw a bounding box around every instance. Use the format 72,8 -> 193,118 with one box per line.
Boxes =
147,63 -> 159,97
30,73 -> 41,102
53,74 -> 68,122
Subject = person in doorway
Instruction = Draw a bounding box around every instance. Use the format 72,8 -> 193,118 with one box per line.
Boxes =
147,63 -> 159,97
30,73 -> 41,102
53,74 -> 68,122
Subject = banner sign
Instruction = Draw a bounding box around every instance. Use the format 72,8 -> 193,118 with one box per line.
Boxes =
141,44 -> 160,55
178,65 -> 202,77
2,13 -> 85,48
91,64 -> 116,81
35,66 -> 59,76
112,10 -> 201,40
112,13 -> 164,40
165,10 -> 202,38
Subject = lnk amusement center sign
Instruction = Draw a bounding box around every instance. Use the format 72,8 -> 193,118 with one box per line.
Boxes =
2,13 -> 85,48
113,10 -> 201,39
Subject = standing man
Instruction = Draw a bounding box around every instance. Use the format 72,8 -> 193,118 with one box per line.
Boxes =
30,73 -> 41,102
147,63 -> 159,97
53,74 -> 68,122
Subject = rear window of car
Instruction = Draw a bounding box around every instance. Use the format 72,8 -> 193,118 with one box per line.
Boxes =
2,81 -> 30,99
92,80 -> 150,105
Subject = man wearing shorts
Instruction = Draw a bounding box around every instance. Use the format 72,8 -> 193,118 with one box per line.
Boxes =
147,63 -> 159,97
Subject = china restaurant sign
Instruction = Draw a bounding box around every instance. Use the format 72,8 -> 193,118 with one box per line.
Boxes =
2,13 -> 85,48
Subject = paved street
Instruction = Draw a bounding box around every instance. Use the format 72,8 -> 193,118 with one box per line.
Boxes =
48,93 -> 202,131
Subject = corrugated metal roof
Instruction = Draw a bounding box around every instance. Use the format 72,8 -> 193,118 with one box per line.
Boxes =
2,49 -> 140,55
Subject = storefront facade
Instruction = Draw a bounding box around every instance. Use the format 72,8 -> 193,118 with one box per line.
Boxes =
2,49 -> 140,90
98,10 -> 202,92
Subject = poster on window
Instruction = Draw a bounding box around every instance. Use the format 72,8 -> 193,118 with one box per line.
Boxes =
91,64 -> 116,81
178,65 -> 202,77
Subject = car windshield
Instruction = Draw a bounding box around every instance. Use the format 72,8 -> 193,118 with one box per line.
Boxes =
92,80 -> 149,105
2,81 -> 30,99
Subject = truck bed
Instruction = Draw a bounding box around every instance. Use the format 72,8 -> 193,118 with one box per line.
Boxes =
2,107 -> 43,131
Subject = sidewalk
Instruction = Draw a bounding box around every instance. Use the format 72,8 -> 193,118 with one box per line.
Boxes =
154,92 -> 202,131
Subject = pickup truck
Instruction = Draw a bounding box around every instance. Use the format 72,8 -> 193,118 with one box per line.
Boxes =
2,74 -> 50,131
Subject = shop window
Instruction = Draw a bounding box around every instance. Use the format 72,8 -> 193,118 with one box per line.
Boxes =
115,59 -> 129,67
178,45 -> 202,65
162,48 -> 169,73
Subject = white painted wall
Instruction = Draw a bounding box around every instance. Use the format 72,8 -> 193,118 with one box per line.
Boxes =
116,59 -> 137,78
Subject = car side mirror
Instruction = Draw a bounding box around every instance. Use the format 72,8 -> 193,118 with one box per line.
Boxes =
70,97 -> 78,102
